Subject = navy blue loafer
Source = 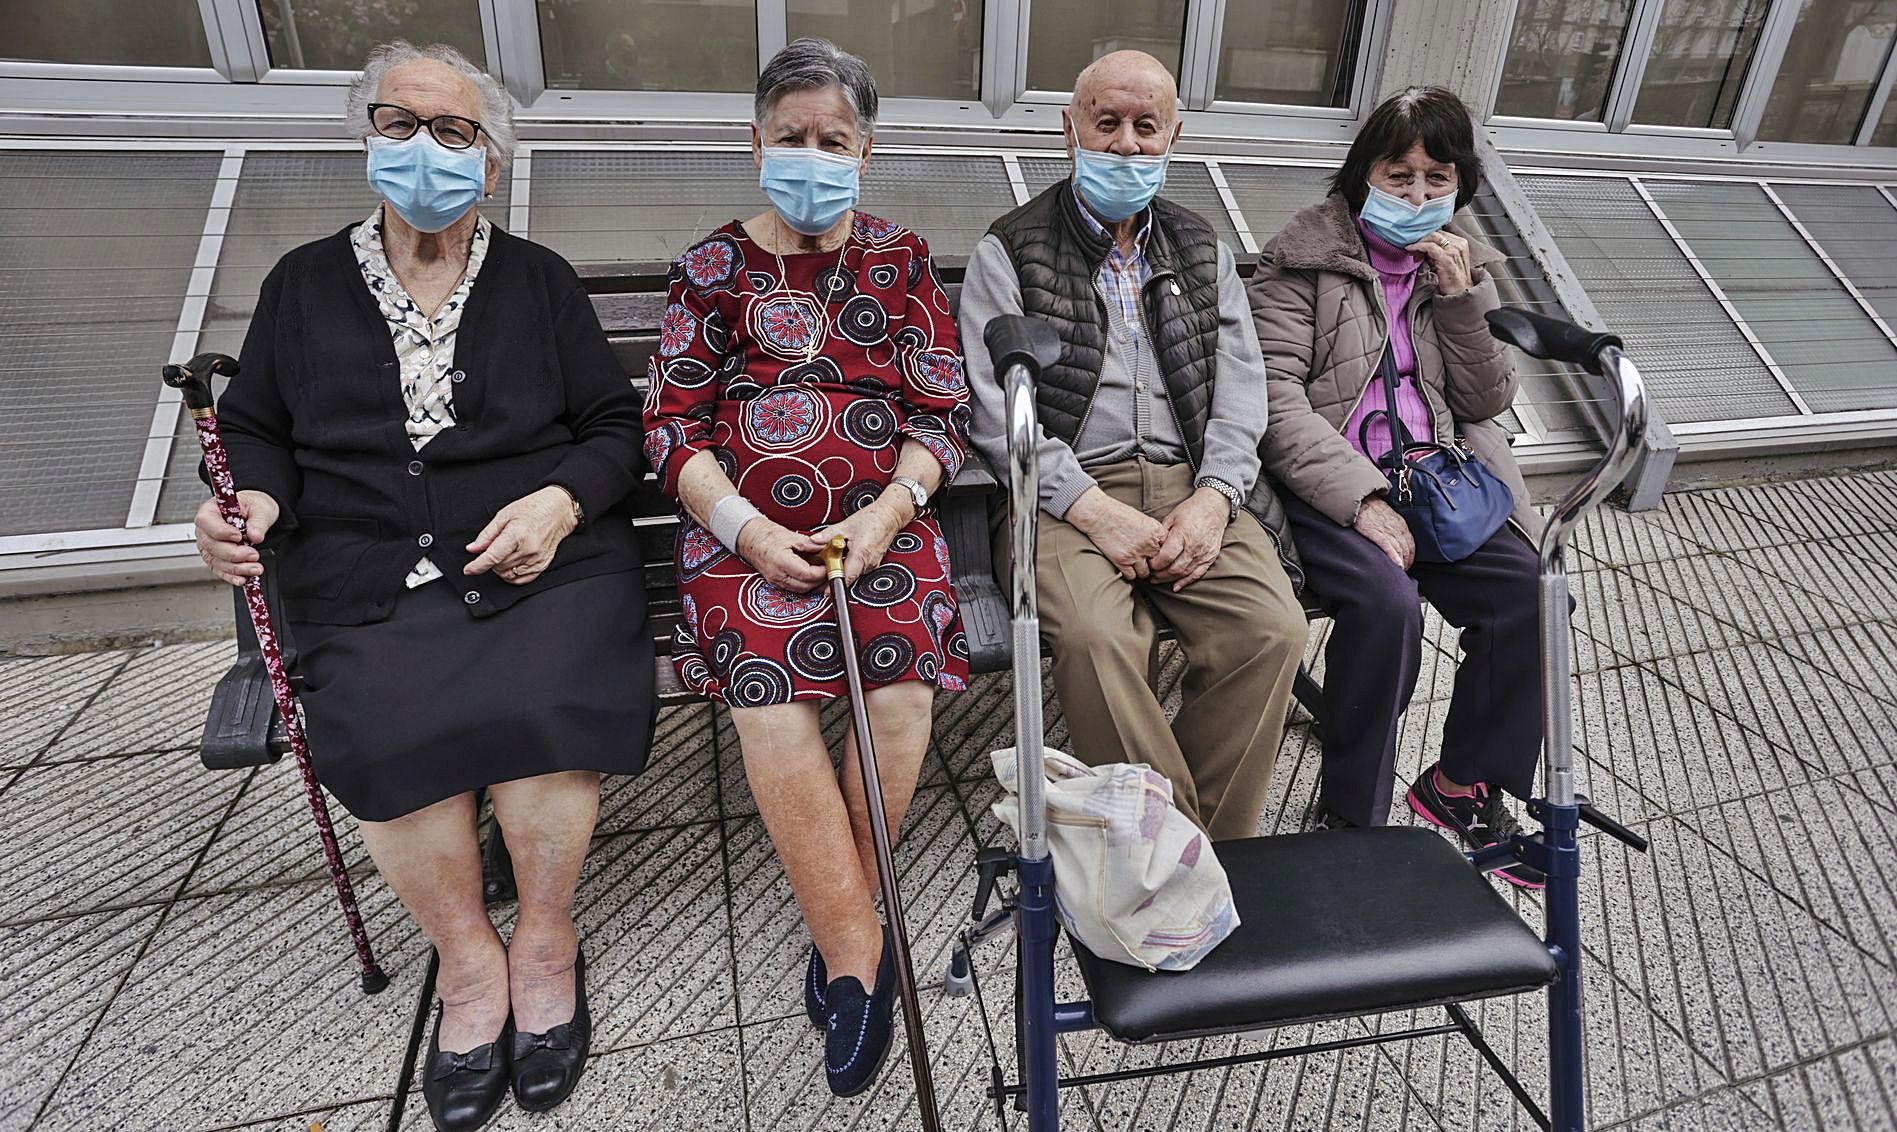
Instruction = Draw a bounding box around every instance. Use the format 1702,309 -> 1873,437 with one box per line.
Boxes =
805,946 -> 827,1028
823,929 -> 895,1098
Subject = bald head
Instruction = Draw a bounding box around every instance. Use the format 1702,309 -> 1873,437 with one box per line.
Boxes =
1066,50 -> 1181,159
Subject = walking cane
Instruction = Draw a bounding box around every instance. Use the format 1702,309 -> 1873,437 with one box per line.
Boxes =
821,534 -> 943,1132
163,353 -> 390,995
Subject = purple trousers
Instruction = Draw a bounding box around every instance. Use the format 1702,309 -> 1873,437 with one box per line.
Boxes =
1284,495 -> 1543,827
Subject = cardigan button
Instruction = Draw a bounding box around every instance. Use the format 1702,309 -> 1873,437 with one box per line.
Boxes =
407,460 -> 424,476
463,590 -> 481,605
417,533 -> 434,548
450,370 -> 466,383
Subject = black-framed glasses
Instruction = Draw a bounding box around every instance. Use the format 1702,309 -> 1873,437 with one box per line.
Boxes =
369,103 -> 484,150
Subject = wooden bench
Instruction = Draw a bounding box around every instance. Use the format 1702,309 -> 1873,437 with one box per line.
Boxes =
584,261 -> 1328,726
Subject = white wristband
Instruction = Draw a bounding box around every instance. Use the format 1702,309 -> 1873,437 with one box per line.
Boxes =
707,493 -> 764,554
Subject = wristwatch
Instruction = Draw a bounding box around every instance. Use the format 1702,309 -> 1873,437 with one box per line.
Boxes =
891,474 -> 931,517
1196,476 -> 1242,522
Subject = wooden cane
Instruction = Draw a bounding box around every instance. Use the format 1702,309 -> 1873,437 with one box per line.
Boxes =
822,534 -> 943,1131
164,353 -> 389,995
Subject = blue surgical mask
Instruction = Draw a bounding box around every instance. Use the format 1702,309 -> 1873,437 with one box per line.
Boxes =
1358,184 -> 1456,248
759,147 -> 861,236
366,135 -> 486,233
1069,126 -> 1171,223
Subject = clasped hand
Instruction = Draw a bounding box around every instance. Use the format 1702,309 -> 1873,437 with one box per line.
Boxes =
734,498 -> 908,594
1068,486 -> 1229,592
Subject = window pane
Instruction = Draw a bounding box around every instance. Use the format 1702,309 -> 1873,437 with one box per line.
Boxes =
788,0 -> 980,100
1758,0 -> 1897,144
0,0 -> 212,67
538,0 -> 756,91
1025,0 -> 1187,93
1215,0 -> 1367,106
1496,0 -> 1636,120
1875,88 -> 1897,144
258,0 -> 486,70
1632,0 -> 1771,128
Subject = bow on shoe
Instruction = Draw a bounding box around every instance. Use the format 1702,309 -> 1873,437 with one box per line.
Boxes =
510,1024 -> 574,1060
428,1044 -> 496,1081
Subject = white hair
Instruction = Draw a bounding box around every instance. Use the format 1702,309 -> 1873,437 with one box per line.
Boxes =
344,40 -> 516,172
754,37 -> 878,138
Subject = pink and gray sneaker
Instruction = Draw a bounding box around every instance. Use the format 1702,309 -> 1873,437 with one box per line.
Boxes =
1407,763 -> 1546,890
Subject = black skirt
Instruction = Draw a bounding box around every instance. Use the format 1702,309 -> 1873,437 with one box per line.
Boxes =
292,570 -> 656,822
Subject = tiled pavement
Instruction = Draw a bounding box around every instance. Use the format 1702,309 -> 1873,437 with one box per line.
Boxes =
3,471 -> 1896,1131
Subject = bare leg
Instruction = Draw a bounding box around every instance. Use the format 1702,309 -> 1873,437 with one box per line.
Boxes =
356,793 -> 507,1053
488,770 -> 603,1033
837,680 -> 934,896
730,701 -> 881,989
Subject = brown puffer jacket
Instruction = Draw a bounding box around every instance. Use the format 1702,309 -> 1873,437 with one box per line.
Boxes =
1247,194 -> 1539,539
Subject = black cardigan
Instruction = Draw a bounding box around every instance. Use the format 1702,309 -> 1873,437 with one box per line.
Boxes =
215,223 -> 645,626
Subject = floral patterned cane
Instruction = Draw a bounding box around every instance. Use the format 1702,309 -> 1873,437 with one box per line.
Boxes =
164,354 -> 390,995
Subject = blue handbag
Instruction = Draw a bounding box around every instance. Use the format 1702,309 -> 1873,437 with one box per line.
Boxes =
1359,346 -> 1513,563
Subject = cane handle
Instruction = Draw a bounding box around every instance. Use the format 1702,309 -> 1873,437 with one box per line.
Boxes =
822,534 -> 848,580
161,352 -> 240,414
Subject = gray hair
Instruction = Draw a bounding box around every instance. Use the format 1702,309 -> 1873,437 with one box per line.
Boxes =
345,40 -> 517,172
754,37 -> 878,138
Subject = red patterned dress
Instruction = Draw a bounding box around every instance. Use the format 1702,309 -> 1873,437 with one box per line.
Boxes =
643,214 -> 972,707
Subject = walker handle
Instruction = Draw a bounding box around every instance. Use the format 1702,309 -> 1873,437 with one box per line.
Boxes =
983,315 -> 1062,377
1485,309 -> 1622,376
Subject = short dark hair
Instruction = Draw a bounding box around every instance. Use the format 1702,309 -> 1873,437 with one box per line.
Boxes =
1329,87 -> 1480,213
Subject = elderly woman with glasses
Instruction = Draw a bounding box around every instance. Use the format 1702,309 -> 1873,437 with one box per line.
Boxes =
643,37 -> 970,1097
189,40 -> 651,1131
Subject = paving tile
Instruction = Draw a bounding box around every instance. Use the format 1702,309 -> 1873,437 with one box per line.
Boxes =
186,764 -> 373,897
595,700 -> 721,835
1649,642 -> 1895,778
1629,492 -> 1810,557
0,650 -> 131,767
1717,482 -> 1897,545
1064,1017 -> 1434,1131
1625,553 -> 1867,649
0,750 -> 244,925
573,822 -> 737,1049
1782,471 -> 1897,531
223,1097 -> 393,1131
1719,539 -> 1897,625
1770,621 -> 1897,709
1587,814 -> 1893,1084
46,640 -> 236,760
1566,665 -> 1804,823
725,783 -> 976,1026
0,905 -> 162,1132
1570,506 -> 1717,569
33,877 -> 429,1132
397,1029 -> 745,1131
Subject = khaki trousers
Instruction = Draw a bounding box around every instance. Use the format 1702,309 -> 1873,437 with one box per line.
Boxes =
1002,459 -> 1308,840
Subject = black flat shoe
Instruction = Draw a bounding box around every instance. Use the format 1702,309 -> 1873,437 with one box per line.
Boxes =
510,951 -> 591,1112
421,1007 -> 511,1132
823,927 -> 894,1098
805,946 -> 827,1028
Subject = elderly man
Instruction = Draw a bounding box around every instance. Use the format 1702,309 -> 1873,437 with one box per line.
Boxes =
960,50 -> 1306,841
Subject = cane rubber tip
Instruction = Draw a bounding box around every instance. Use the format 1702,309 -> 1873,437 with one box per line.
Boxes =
361,967 -> 391,995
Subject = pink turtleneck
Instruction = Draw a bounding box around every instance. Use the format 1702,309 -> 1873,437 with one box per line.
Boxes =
1343,220 -> 1435,464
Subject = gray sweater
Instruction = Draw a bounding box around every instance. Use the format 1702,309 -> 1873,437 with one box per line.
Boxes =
959,232 -> 1271,518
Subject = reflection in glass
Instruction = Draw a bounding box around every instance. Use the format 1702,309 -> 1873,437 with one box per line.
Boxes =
1875,87 -> 1897,144
1215,0 -> 1367,106
1495,0 -> 1636,120
538,0 -> 756,91
0,0 -> 212,67
1025,0 -> 1188,93
1758,0 -> 1897,144
788,0 -> 979,100
1632,0 -> 1771,128
258,0 -> 486,70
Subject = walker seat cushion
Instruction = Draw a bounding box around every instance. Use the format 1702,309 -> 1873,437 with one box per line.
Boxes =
1070,828 -> 1558,1043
